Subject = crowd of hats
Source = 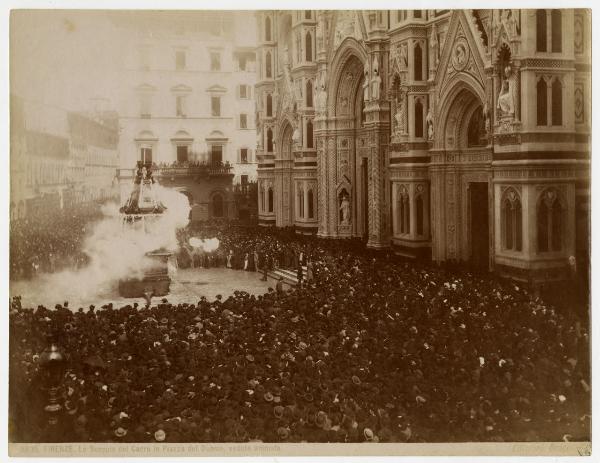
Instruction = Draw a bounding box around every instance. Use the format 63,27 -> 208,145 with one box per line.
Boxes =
9,223 -> 590,443
10,203 -> 105,280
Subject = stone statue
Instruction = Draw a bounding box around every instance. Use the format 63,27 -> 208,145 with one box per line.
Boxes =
292,123 -> 301,145
394,91 -> 406,134
497,65 -> 516,117
483,102 -> 491,134
363,69 -> 370,102
399,43 -> 408,69
371,68 -> 382,101
426,107 -> 434,140
316,73 -> 327,114
339,193 -> 350,225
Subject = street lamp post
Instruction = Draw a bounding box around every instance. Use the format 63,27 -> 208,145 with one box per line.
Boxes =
39,337 -> 67,441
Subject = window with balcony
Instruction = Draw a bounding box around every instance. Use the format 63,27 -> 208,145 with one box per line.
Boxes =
211,145 -> 223,165
176,145 -> 189,163
238,56 -> 247,71
140,147 -> 152,164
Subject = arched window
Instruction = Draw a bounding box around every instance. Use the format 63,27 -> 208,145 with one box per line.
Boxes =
397,188 -> 410,235
414,43 -> 423,81
306,119 -> 314,148
265,51 -> 272,78
260,184 -> 265,211
537,78 -> 547,126
414,99 -> 424,138
536,10 -> 547,52
212,194 -> 224,218
416,195 -> 424,236
551,78 -> 562,126
308,189 -> 314,218
266,94 -> 273,117
268,187 -> 274,212
537,189 -> 563,252
298,187 -> 304,218
306,80 -> 313,107
305,32 -> 312,62
265,16 -> 272,41
551,10 -> 562,52
502,190 -> 522,252
267,128 -> 273,152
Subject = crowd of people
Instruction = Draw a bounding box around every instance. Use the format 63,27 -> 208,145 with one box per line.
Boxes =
9,222 -> 590,443
9,203 -> 106,280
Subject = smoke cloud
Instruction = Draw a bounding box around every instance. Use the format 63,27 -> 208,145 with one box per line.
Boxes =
189,237 -> 220,253
13,184 -> 191,305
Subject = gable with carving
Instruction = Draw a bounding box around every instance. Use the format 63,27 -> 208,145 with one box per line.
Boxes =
435,11 -> 486,99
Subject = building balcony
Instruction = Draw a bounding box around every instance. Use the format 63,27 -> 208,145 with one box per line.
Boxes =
116,162 -> 234,181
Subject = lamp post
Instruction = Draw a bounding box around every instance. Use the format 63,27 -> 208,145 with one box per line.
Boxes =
39,338 -> 66,441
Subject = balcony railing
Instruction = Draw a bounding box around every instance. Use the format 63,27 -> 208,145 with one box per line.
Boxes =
116,163 -> 233,180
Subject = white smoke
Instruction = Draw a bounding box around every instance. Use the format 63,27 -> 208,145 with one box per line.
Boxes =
15,184 -> 191,304
189,237 -> 220,253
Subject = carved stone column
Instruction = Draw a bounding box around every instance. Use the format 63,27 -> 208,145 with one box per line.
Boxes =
364,99 -> 391,249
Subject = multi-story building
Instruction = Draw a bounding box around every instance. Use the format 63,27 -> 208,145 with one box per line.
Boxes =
10,95 -> 120,220
112,11 -> 258,221
255,10 -> 591,282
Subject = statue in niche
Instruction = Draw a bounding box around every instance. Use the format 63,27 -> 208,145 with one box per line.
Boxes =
292,114 -> 301,146
371,68 -> 382,101
497,65 -> 516,117
363,69 -> 370,102
426,107 -> 434,140
399,43 -> 408,69
339,191 -> 351,225
482,102 -> 491,134
394,90 -> 406,135
501,9 -> 518,37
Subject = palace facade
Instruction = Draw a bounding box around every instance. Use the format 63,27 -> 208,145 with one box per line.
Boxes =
112,11 -> 258,220
254,9 -> 590,281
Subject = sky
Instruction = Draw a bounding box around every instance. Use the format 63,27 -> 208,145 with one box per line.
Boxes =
10,10 -> 258,113
11,10 -> 122,112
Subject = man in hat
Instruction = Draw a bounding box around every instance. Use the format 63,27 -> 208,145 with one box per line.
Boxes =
276,277 -> 284,295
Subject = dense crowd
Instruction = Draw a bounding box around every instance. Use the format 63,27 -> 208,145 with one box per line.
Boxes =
9,223 -> 590,443
9,203 -> 106,279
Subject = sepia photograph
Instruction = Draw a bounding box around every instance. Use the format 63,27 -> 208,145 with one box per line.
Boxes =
6,4 -> 593,457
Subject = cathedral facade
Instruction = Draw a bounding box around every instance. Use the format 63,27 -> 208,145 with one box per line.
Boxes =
254,10 -> 590,281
